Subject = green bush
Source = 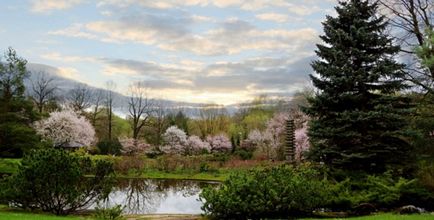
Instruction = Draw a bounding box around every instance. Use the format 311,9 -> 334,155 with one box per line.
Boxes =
200,165 -> 329,219
326,173 -> 434,212
95,204 -> 124,220
0,148 -> 114,215
97,139 -> 122,155
234,149 -> 253,160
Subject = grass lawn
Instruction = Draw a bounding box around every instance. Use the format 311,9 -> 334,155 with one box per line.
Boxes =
305,213 -> 434,220
118,168 -> 236,182
0,211 -> 94,220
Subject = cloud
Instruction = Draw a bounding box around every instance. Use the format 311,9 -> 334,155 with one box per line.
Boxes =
31,0 -> 85,13
49,23 -> 99,40
97,0 -> 330,13
256,13 -> 288,23
41,52 -> 96,63
288,4 -> 322,16
51,15 -> 318,56
99,55 -> 314,103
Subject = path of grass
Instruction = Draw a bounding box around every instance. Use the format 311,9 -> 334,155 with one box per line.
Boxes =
0,211 -> 93,220
0,158 -> 229,181
305,213 -> 434,220
0,210 -> 433,220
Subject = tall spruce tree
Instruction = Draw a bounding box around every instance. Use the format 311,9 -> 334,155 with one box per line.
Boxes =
304,0 -> 413,173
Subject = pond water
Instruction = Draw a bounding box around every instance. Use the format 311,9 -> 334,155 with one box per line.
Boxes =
90,179 -> 219,215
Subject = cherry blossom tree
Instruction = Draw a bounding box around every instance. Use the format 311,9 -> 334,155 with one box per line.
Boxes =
256,111 -> 310,161
161,126 -> 188,154
263,113 -> 288,159
187,135 -> 211,154
295,123 -> 309,162
34,110 -> 95,148
119,138 -> 151,156
206,134 -> 232,153
242,129 -> 267,152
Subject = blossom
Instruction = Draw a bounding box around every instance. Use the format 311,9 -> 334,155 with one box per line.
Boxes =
161,126 -> 188,154
34,110 -> 95,147
119,138 -> 151,155
206,134 -> 232,153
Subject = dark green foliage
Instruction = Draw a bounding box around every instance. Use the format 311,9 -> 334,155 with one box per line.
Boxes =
97,139 -> 122,155
200,165 -> 329,219
234,149 -> 253,160
0,122 -> 40,157
304,0 -> 413,173
168,111 -> 189,135
416,28 -> 434,74
0,148 -> 114,215
327,173 -> 434,212
0,48 -> 40,157
94,204 -> 124,220
407,93 -> 434,161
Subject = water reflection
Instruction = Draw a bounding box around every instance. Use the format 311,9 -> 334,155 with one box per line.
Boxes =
92,179 -> 218,214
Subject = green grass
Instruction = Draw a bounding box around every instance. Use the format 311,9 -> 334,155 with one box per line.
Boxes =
0,158 -> 21,174
0,211 -> 94,220
119,169 -> 229,182
0,158 -> 229,181
305,213 -> 434,220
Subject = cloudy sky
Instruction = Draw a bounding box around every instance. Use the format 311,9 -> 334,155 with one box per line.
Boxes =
0,0 -> 336,105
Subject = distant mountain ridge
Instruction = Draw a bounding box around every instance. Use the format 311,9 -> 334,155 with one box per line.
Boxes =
25,63 -> 293,117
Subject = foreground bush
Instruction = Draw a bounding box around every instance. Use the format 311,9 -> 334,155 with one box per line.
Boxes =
200,165 -> 328,219
327,172 -> 434,212
0,148 -> 114,215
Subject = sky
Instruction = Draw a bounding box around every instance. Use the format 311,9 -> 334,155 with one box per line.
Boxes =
0,0 -> 337,105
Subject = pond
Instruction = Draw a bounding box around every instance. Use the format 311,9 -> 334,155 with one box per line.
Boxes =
90,179 -> 219,215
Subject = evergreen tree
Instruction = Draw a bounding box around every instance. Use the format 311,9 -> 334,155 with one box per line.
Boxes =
0,48 -> 39,157
304,0 -> 413,173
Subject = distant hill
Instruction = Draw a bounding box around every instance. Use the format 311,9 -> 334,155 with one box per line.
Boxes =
25,63 -> 294,118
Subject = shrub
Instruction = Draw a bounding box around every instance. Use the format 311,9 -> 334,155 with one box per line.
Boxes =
418,162 -> 434,192
200,165 -> 329,219
0,148 -> 114,215
326,173 -> 434,212
113,156 -> 144,175
97,139 -> 123,155
94,204 -> 124,220
234,149 -> 253,160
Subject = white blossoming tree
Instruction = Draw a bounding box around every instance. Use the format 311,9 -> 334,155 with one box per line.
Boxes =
34,110 -> 95,148
161,125 -> 188,154
260,112 -> 310,161
242,129 -> 268,152
263,113 -> 288,159
295,123 -> 310,161
206,134 -> 232,153
187,135 -> 211,154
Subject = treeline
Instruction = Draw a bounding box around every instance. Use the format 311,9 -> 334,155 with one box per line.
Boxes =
0,49 -> 309,159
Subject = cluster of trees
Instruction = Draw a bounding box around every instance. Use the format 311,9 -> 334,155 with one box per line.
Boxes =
0,46 -> 308,159
202,0 -> 434,218
303,0 -> 434,174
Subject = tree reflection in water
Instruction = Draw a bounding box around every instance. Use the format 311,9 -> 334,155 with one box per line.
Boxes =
95,179 -> 218,214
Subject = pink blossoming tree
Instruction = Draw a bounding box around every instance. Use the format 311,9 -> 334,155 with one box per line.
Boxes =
119,138 -> 151,156
206,134 -> 232,153
187,135 -> 211,154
